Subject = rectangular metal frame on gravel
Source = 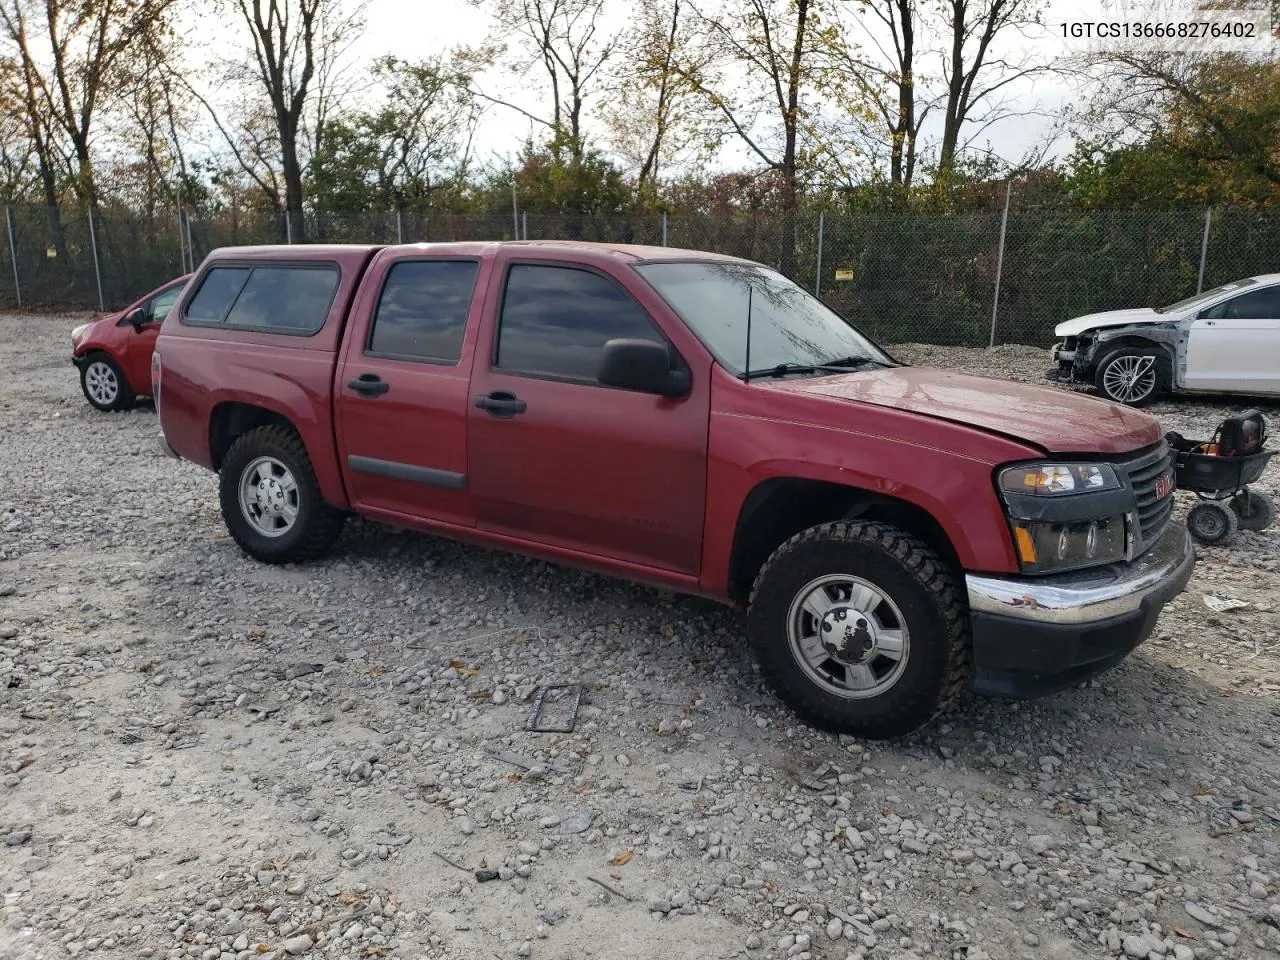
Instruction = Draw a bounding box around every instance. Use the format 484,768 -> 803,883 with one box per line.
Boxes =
525,683 -> 583,733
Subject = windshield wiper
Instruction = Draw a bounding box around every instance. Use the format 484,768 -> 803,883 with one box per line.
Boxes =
740,359 -> 888,381
821,355 -> 898,369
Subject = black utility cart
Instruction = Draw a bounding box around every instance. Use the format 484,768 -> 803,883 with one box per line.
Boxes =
1166,410 -> 1275,545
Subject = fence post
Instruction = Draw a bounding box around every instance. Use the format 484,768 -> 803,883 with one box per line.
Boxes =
522,211 -> 528,240
285,211 -> 293,245
177,209 -> 187,274
396,208 -> 403,244
814,211 -> 825,297
1197,207 -> 1212,293
87,207 -> 105,311
185,213 -> 196,271
4,207 -> 20,308
511,181 -> 519,239
662,211 -> 668,247
989,180 -> 1012,348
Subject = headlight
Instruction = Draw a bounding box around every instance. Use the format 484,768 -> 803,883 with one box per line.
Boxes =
70,323 -> 90,349
999,462 -> 1120,495
997,461 -> 1131,573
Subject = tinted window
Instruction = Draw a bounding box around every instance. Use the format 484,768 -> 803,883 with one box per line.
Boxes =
185,267 -> 249,322
496,265 -> 664,380
148,286 -> 182,323
224,266 -> 339,333
1224,285 -> 1280,320
368,260 -> 479,362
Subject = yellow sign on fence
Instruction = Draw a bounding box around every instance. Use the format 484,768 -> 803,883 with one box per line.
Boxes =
834,268 -> 854,281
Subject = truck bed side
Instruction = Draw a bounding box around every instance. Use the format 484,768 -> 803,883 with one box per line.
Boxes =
155,246 -> 380,510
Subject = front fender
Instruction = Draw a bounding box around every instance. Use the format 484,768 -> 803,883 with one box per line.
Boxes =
699,409 -> 1036,597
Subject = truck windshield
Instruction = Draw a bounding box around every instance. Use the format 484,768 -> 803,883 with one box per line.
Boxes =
634,260 -> 893,377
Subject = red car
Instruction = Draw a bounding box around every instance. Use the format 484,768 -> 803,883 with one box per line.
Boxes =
70,274 -> 191,411
153,242 -> 1194,738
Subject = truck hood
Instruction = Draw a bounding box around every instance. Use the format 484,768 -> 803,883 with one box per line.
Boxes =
764,366 -> 1162,455
1054,307 -> 1169,338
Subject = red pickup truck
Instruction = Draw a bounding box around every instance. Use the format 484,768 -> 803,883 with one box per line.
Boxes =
153,241 -> 1194,738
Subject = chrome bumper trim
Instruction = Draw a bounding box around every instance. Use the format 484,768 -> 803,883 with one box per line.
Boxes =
966,523 -> 1194,625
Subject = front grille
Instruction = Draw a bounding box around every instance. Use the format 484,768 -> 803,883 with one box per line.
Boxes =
1115,439 -> 1175,553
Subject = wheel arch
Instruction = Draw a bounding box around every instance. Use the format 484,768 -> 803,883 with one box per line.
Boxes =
209,402 -> 302,471
727,477 -> 965,604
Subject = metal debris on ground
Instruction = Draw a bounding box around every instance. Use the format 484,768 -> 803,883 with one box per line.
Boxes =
1208,798 -> 1249,836
483,745 -> 569,775
585,875 -> 633,902
119,731 -> 143,745
525,683 -> 583,733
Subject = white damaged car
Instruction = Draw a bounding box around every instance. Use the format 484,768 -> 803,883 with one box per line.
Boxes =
1048,274 -> 1280,406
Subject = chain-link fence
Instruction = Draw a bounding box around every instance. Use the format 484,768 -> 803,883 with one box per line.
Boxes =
3,201 -> 1279,347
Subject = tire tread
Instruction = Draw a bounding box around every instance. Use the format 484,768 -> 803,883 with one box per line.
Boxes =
747,520 -> 971,738
218,425 -> 345,563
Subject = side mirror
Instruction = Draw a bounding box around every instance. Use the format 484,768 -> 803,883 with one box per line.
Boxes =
126,308 -> 147,332
597,338 -> 690,397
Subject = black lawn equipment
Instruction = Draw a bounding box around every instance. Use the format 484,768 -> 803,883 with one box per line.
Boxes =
1166,410 -> 1275,546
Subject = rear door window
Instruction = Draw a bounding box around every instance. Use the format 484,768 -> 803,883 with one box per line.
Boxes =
368,259 -> 479,363
183,264 -> 340,335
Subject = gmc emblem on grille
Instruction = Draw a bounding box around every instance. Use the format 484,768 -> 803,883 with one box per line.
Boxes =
1154,473 -> 1175,499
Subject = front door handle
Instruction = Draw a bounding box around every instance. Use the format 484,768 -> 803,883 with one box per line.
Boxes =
475,391 -> 527,418
348,373 -> 390,397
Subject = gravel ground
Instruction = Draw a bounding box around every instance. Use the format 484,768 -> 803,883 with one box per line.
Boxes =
2,314 -> 1279,960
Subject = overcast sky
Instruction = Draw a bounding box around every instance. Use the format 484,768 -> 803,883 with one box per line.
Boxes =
192,0 -> 1134,175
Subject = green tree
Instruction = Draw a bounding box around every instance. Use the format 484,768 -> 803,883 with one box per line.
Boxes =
308,55 -> 480,214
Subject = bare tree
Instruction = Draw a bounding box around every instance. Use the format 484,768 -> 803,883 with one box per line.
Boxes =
468,0 -> 616,163
672,0 -> 828,276
936,0 -> 1043,178
821,0 -> 925,187
603,0 -> 717,198
0,0 -> 179,208
0,54 -> 37,200
226,0 -> 366,241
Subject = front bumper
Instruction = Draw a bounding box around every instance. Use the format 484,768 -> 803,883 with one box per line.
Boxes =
965,523 -> 1194,697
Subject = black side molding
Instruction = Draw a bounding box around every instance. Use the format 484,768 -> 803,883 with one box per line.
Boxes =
347,455 -> 467,490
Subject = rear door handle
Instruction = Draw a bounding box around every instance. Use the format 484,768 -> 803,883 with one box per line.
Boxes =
475,391 -> 527,418
348,373 -> 390,397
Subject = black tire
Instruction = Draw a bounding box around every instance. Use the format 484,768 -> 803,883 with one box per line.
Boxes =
1230,490 -> 1275,532
1094,347 -> 1167,407
746,520 -> 971,740
1186,501 -> 1238,545
218,425 -> 346,563
79,352 -> 136,412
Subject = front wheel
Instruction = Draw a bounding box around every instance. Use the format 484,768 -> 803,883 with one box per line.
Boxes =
1094,348 -> 1166,406
218,425 -> 346,563
746,521 -> 971,739
79,353 -> 135,412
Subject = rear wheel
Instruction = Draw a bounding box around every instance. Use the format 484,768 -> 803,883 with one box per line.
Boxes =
218,425 -> 346,563
1231,490 -> 1275,532
80,354 -> 135,412
746,521 -> 970,739
1094,348 -> 1166,406
1186,501 -> 1237,545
